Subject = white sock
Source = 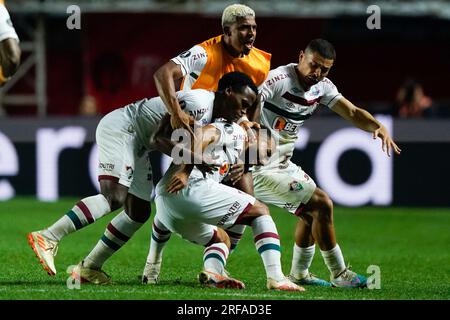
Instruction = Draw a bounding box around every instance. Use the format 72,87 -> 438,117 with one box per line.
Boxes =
203,242 -> 229,275
251,215 -> 284,281
146,216 -> 171,264
225,224 -> 246,253
290,243 -> 315,278
84,211 -> 143,269
44,194 -> 111,241
320,244 -> 346,278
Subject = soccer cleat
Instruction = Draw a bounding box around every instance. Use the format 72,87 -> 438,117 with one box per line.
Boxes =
142,261 -> 161,284
267,277 -> 306,291
288,272 -> 332,287
70,261 -> 112,285
27,231 -> 59,276
331,265 -> 367,288
198,270 -> 245,289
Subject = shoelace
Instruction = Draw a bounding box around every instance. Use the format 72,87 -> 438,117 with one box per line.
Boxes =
46,243 -> 58,256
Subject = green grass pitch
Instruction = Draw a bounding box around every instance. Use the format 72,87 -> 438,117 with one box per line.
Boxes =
0,198 -> 449,300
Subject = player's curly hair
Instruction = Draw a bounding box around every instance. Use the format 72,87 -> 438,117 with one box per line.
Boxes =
218,71 -> 258,95
222,4 -> 255,28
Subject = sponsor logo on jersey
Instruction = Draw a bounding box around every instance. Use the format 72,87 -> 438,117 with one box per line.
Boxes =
217,201 -> 242,226
273,117 -> 301,133
188,107 -> 208,119
289,181 -> 304,192
193,52 -> 207,60
266,73 -> 290,86
224,123 -> 234,134
219,162 -> 230,176
99,163 -> 114,171
283,202 -> 296,211
179,50 -> 191,58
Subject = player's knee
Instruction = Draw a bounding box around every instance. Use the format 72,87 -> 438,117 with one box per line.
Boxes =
101,191 -> 126,211
124,195 -> 151,223
1,40 -> 21,76
252,200 -> 270,216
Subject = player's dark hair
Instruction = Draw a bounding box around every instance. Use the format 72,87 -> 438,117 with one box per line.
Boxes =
305,39 -> 336,60
218,72 -> 258,95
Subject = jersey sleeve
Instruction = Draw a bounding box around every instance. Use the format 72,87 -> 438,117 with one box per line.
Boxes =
320,78 -> 343,109
171,45 -> 207,77
176,90 -> 213,125
260,70 -> 280,103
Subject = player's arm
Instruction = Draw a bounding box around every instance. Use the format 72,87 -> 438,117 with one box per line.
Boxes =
153,61 -> 194,135
167,125 -> 220,193
0,38 -> 21,78
332,97 -> 401,156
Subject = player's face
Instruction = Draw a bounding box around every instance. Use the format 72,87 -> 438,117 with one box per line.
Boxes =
224,86 -> 257,122
226,16 -> 257,56
297,51 -> 334,87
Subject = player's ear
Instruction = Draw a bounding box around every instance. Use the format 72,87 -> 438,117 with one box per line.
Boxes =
223,26 -> 232,37
299,50 -> 305,61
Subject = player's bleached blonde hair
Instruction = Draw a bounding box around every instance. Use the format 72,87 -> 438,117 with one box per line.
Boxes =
222,4 -> 255,28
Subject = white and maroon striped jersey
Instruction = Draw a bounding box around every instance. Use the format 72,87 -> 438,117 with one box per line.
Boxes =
258,63 -> 342,169
125,89 -> 215,151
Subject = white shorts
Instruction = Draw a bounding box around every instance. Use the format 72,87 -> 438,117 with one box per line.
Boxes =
155,178 -> 255,245
96,108 -> 153,201
252,161 -> 316,215
0,4 -> 19,42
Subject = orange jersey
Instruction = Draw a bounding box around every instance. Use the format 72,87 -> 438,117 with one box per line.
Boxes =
181,35 -> 271,91
0,1 -> 4,6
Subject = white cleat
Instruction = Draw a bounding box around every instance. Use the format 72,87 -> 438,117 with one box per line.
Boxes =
27,231 -> 58,276
70,261 -> 112,285
142,261 -> 162,284
267,277 -> 306,292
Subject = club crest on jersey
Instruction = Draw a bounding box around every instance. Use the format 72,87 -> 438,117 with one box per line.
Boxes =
224,123 -> 234,134
289,181 -> 304,192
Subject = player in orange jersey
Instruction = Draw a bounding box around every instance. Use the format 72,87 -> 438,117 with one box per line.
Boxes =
0,0 -> 20,87
153,3 -> 271,133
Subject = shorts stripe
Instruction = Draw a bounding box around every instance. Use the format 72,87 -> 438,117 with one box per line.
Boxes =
294,204 -> 306,217
257,243 -> 281,255
66,210 -> 83,230
254,232 -> 280,242
98,175 -> 119,183
107,223 -> 130,242
233,203 -> 253,226
204,253 -> 225,266
76,201 -> 94,224
101,234 -> 121,251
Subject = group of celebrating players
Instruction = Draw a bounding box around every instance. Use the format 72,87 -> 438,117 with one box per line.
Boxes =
26,4 -> 400,292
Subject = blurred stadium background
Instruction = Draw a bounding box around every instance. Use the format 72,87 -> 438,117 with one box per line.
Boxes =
0,0 -> 449,301
1,0 -> 449,206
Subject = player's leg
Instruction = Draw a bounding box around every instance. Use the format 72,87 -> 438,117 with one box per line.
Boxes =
27,110 -> 130,276
252,163 -> 330,286
303,187 -> 367,288
205,181 -> 303,292
197,227 -> 245,289
71,152 -> 153,284
142,215 -> 171,284
222,171 -> 254,253
0,3 -> 20,85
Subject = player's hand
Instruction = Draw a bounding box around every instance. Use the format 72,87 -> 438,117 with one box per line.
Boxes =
239,120 -> 260,143
373,126 -> 402,157
167,171 -> 189,193
228,163 -> 245,185
170,111 -> 195,137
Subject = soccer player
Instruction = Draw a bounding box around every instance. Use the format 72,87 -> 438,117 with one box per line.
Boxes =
136,82 -> 303,291
27,72 -> 256,278
142,2 -> 270,282
65,72 -> 269,284
250,39 -> 402,288
0,0 -> 21,86
154,3 -> 270,133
